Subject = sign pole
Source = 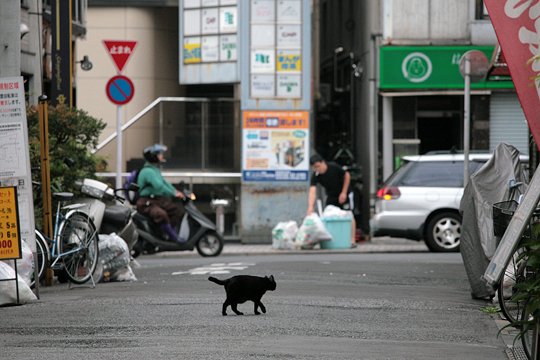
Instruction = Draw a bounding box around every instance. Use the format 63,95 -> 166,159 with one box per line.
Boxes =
116,105 -> 123,190
459,50 -> 488,187
463,58 -> 471,187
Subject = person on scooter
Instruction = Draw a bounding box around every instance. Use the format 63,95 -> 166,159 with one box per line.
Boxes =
136,144 -> 186,244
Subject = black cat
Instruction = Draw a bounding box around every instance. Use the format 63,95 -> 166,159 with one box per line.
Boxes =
208,275 -> 276,316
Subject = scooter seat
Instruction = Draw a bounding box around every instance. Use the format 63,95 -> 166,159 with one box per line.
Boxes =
103,205 -> 131,226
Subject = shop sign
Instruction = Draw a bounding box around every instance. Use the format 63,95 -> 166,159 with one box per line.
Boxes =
250,74 -> 275,98
184,38 -> 202,64
201,36 -> 219,62
276,51 -> 302,72
380,46 -> 514,90
202,8 -> 219,34
242,111 -> 309,182
276,74 -> 301,98
220,35 -> 237,61
251,50 -> 275,73
219,7 -> 237,33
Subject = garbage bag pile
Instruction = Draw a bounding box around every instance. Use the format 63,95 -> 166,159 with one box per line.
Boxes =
0,239 -> 37,305
94,233 -> 137,282
272,213 -> 332,250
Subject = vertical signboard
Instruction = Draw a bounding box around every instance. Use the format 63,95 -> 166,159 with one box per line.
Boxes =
0,187 -> 21,260
0,77 -> 36,252
242,111 -> 309,181
483,0 -> 540,148
51,0 -> 72,107
239,0 -> 312,243
248,0 -> 302,100
240,0 -> 311,110
179,0 -> 239,83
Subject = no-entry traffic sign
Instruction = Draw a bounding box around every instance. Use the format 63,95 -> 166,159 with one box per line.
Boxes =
106,75 -> 135,105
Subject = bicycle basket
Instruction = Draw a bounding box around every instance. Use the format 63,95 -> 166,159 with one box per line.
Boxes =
493,200 -> 519,237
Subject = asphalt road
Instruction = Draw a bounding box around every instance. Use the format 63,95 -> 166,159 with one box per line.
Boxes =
0,252 -> 507,360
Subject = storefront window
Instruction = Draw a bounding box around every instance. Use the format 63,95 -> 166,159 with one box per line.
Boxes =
158,100 -> 239,172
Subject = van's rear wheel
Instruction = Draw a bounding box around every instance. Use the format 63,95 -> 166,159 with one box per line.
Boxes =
425,212 -> 461,252
196,231 -> 224,257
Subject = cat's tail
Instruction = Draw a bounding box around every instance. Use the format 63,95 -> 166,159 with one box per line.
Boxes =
208,276 -> 226,286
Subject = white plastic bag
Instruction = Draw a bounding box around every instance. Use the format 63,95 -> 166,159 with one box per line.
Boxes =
97,233 -> 137,282
3,240 -> 34,286
0,261 -> 37,305
322,205 -> 353,219
295,213 -> 332,249
272,221 -> 298,250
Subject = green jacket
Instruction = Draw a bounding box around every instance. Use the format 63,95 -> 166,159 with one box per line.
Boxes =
137,162 -> 177,198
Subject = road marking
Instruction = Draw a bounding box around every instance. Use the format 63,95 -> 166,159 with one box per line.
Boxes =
172,262 -> 256,276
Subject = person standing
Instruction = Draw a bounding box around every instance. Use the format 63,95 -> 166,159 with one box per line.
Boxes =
306,154 -> 357,246
136,144 -> 186,244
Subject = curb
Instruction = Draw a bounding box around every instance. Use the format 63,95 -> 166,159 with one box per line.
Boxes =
150,237 -> 430,258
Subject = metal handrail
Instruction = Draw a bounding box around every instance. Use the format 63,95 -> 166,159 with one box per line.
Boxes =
92,96 -> 236,153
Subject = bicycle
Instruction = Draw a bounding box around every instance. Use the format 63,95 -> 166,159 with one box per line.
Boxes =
30,191 -> 99,287
492,181 -> 540,359
493,180 -> 531,323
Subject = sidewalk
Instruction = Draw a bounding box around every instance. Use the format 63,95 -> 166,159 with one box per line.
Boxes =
219,236 -> 429,256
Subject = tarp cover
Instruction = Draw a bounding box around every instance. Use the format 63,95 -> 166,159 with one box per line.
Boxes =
459,143 -> 527,298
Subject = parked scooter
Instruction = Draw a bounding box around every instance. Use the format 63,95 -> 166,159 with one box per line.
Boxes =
131,185 -> 224,257
76,178 -> 139,252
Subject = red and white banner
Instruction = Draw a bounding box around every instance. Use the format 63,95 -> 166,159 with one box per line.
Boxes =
484,0 -> 540,146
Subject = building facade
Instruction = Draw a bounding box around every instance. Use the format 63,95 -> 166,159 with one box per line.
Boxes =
7,0 -> 528,241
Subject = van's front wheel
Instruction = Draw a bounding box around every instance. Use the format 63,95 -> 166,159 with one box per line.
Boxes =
196,231 -> 224,257
425,212 -> 461,252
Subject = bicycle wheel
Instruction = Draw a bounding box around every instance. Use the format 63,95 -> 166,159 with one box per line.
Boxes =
30,229 -> 50,288
520,303 -> 535,359
498,247 -> 527,324
58,211 -> 99,284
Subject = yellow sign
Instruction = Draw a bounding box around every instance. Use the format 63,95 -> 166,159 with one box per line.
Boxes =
184,42 -> 202,64
0,187 -> 21,260
277,54 -> 302,72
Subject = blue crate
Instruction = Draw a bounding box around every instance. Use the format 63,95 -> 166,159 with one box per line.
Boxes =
320,217 -> 352,249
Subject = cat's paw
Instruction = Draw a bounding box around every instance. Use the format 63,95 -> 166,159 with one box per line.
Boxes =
254,311 -> 261,315
222,313 -> 227,316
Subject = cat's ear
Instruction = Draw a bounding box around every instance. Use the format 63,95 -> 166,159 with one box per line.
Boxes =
269,275 -> 275,282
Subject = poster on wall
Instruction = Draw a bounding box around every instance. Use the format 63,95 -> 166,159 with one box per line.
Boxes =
242,111 -> 309,181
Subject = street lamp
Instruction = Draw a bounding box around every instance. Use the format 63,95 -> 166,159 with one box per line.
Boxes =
77,55 -> 93,71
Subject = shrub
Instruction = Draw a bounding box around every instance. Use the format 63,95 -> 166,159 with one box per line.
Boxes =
26,104 -> 106,228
